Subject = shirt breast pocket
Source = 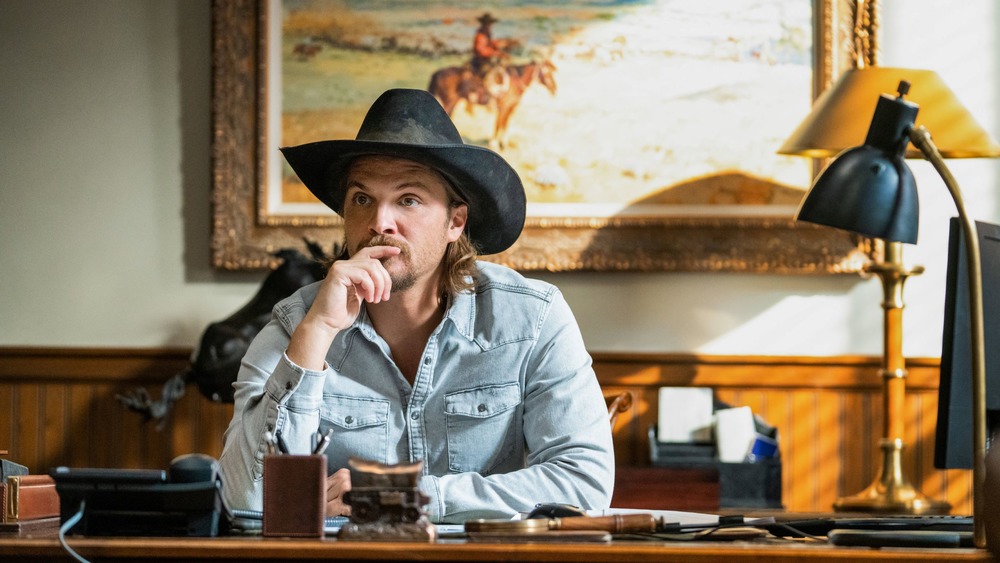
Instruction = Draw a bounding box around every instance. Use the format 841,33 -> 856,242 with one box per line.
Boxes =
319,395 -> 390,472
445,382 -> 521,474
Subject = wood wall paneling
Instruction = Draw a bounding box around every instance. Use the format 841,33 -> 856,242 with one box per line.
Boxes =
0,348 -> 234,474
0,348 -> 972,514
596,353 -> 972,514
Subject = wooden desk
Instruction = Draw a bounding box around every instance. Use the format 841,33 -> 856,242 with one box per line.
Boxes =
0,535 -> 993,563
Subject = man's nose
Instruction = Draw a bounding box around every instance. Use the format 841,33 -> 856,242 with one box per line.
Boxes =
370,203 -> 397,234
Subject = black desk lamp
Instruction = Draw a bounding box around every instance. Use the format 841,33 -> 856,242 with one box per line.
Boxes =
792,78 -> 991,547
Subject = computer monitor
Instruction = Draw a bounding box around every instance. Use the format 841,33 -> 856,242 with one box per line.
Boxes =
934,217 -> 1000,469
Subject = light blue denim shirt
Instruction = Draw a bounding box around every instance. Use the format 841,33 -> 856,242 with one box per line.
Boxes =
219,261 -> 614,523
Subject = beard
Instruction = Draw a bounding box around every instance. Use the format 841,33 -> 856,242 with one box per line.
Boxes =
359,234 -> 416,292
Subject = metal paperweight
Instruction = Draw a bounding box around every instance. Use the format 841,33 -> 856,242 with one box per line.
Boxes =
337,457 -> 436,542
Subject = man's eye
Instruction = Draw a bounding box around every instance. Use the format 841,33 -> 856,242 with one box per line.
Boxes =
400,197 -> 419,207
351,193 -> 370,206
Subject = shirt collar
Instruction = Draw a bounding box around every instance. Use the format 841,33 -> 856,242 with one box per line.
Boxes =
443,287 -> 476,342
353,306 -> 378,341
351,287 -> 477,343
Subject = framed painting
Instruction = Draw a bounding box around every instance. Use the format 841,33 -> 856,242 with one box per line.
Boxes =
211,0 -> 878,272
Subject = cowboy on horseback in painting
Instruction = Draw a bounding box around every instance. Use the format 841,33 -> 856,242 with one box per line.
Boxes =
427,12 -> 556,150
470,13 -> 511,78
462,13 -> 515,107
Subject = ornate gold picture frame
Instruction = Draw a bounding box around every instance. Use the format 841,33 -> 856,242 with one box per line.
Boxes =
211,0 -> 877,273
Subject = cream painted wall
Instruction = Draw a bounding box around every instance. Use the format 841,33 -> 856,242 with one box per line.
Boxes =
0,0 -> 997,357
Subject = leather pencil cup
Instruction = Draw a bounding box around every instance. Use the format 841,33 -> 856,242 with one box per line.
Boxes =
263,454 -> 327,537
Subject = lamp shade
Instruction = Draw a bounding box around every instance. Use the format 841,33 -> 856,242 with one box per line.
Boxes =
796,145 -> 919,243
779,67 -> 1000,159
795,84 -> 921,243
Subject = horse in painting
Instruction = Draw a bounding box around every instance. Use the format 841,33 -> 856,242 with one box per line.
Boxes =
428,59 -> 557,150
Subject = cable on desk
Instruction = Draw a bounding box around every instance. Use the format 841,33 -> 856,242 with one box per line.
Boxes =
58,500 -> 91,563
612,519 -> 828,543
763,523 -> 827,542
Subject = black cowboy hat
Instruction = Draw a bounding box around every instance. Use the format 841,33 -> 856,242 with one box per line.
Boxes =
280,89 -> 525,255
477,13 -> 499,25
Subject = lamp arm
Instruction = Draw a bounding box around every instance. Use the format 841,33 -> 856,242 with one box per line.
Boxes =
909,125 -> 987,548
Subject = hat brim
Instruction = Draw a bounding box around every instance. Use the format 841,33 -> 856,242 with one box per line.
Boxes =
280,140 -> 526,256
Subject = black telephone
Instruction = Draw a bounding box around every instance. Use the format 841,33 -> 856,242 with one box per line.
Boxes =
51,453 -> 223,537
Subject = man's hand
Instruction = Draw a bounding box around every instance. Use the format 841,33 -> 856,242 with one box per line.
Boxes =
309,245 -> 398,330
325,468 -> 352,517
287,246 -> 400,370
495,38 -> 516,55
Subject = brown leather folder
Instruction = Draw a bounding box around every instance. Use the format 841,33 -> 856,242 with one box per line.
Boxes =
262,455 -> 327,538
3,475 -> 60,523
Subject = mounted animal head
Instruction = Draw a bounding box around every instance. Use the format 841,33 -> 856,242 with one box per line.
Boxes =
188,242 -> 330,402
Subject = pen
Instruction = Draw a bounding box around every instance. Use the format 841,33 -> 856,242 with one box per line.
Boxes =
313,428 -> 332,455
264,430 -> 277,455
275,430 -> 290,454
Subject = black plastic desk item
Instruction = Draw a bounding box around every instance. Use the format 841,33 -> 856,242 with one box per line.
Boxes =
828,528 -> 974,548
50,455 -> 222,537
768,515 -> 973,538
648,427 -> 782,508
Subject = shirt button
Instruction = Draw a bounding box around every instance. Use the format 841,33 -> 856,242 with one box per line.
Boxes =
285,381 -> 293,390
478,404 -> 487,413
345,416 -> 354,425
411,411 -> 420,420
423,356 -> 432,365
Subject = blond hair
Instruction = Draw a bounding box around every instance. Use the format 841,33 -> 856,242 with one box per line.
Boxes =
436,171 -> 479,296
442,230 -> 478,295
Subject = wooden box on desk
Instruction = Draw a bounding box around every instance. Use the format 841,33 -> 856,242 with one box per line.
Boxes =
648,428 -> 783,509
3,475 -> 59,523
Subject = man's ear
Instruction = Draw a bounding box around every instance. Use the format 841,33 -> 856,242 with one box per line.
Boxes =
447,204 -> 468,242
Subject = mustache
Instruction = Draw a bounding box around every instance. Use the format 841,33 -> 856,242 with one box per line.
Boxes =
362,235 -> 409,258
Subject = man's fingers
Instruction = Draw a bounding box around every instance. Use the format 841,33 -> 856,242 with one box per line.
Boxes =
333,258 -> 393,303
356,245 -> 401,261
376,261 -> 392,302
352,271 -> 378,303
325,468 -> 352,516
326,468 -> 352,495
348,267 -> 389,303
364,246 -> 397,301
326,498 -> 352,517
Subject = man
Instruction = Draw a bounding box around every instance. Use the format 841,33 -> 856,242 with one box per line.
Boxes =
219,89 -> 614,524
470,12 -> 509,77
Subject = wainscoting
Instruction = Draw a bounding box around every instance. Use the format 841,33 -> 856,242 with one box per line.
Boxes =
0,348 -> 971,514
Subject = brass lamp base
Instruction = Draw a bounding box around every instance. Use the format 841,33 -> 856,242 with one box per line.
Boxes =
834,439 -> 951,514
